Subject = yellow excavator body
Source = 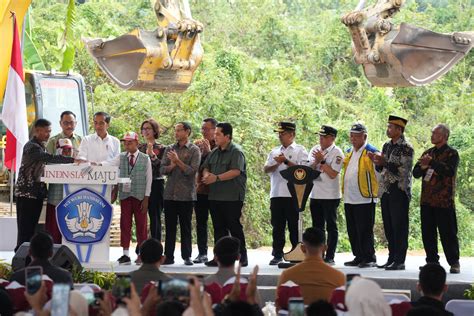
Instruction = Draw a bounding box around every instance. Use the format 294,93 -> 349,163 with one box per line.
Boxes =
84,0 -> 203,93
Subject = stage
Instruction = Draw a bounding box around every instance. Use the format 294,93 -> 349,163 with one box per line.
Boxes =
1,246 -> 472,304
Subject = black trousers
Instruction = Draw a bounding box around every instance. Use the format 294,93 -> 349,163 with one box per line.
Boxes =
194,194 -> 210,256
381,185 -> 409,264
310,198 -> 340,260
270,197 -> 299,258
164,200 -> 193,261
16,197 -> 44,252
148,179 -> 164,241
344,203 -> 376,262
421,205 -> 460,265
209,200 -> 247,259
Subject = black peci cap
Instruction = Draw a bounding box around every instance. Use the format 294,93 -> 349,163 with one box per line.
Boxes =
274,122 -> 296,133
350,123 -> 368,134
388,115 -> 408,128
317,125 -> 338,137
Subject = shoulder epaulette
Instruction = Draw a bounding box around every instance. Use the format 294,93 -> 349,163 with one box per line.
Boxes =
365,143 -> 379,153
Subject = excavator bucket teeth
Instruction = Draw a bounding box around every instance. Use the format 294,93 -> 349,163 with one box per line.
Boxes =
84,29 -> 200,93
83,1 -> 203,93
364,23 -> 473,87
84,34 -> 147,90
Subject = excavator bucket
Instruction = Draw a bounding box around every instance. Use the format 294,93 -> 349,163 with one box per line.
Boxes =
342,0 -> 473,87
364,24 -> 473,87
83,0 -> 203,93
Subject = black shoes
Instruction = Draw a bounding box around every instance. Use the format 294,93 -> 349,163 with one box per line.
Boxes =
419,262 -> 440,270
184,258 -> 194,266
358,261 -> 377,268
269,257 -> 283,265
450,263 -> 461,274
377,261 -> 393,269
344,259 -> 362,267
134,256 -> 142,265
117,255 -> 131,265
324,258 -> 335,266
162,258 -> 175,265
193,254 -> 208,264
385,262 -> 405,270
205,259 -> 218,267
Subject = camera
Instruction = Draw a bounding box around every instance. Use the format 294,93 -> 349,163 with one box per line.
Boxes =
288,297 -> 305,316
82,291 -> 104,307
25,266 -> 43,295
112,277 -> 131,304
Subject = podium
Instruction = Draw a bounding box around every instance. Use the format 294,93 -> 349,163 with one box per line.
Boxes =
278,165 -> 320,268
42,165 -> 129,268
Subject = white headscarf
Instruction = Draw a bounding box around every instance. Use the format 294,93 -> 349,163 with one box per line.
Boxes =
345,277 -> 391,316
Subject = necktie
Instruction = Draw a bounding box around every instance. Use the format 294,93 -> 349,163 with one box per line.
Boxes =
129,154 -> 135,167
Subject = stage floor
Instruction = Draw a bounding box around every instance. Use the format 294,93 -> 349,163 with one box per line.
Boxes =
1,246 -> 472,283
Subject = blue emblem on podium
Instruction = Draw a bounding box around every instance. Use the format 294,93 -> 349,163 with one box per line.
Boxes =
56,188 -> 112,262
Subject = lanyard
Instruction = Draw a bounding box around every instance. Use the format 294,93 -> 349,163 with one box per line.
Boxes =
127,154 -> 139,176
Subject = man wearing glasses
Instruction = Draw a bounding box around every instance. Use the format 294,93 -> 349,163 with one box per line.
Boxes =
160,122 -> 201,265
45,111 -> 82,243
193,118 -> 218,264
264,122 -> 308,265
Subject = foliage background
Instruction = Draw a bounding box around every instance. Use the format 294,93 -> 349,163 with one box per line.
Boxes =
28,0 -> 473,255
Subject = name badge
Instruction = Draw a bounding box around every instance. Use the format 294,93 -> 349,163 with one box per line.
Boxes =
424,168 -> 434,182
122,182 -> 131,192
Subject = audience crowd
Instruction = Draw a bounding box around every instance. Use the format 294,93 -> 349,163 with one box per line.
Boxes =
0,229 -> 463,316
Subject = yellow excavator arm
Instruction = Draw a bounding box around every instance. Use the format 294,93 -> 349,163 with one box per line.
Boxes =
84,0 -> 203,93
342,0 -> 473,87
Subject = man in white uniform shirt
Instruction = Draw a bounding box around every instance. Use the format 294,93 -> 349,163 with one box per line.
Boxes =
342,123 -> 380,268
77,111 -> 120,163
308,125 -> 344,265
264,122 -> 308,265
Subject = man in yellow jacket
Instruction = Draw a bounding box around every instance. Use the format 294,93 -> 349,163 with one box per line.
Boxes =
342,123 -> 379,268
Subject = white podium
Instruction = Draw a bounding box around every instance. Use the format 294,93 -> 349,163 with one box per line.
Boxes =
42,165 -> 129,268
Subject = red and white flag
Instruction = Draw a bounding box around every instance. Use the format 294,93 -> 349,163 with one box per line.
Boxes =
1,14 -> 28,179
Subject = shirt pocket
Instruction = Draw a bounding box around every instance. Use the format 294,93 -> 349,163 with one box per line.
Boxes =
214,160 -> 231,174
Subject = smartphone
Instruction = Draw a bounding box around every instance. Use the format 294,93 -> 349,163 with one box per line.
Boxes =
288,297 -> 305,316
51,284 -> 70,316
112,277 -> 131,304
25,266 -> 43,295
346,273 -> 360,290
158,278 -> 190,299
82,291 -> 103,307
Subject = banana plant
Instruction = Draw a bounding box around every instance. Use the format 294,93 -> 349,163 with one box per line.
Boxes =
58,0 -> 76,71
23,9 -> 46,70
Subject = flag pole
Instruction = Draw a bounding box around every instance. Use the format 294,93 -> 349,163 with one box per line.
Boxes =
9,169 -> 14,217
